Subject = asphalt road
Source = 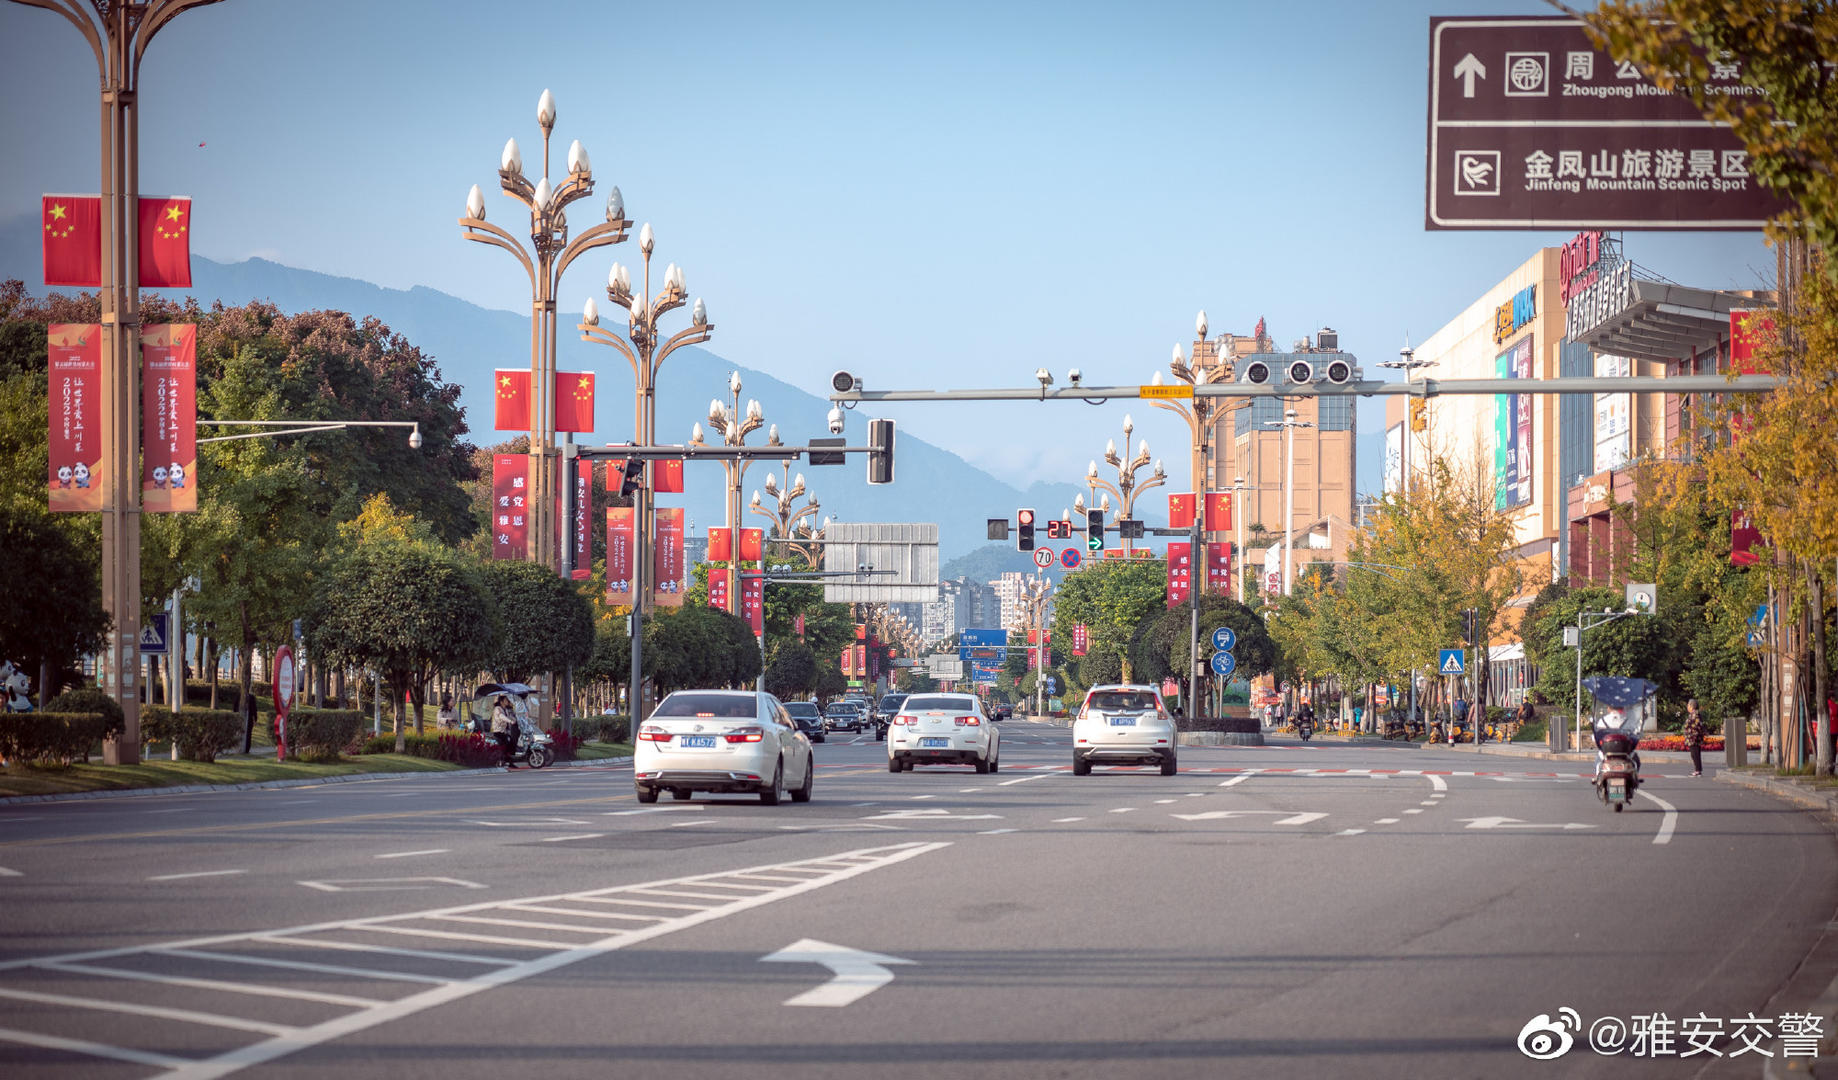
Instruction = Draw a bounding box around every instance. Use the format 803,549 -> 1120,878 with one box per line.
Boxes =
1,720 -> 1834,1079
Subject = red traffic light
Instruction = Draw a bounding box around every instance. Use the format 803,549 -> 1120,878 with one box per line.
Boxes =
1018,508 -> 1035,526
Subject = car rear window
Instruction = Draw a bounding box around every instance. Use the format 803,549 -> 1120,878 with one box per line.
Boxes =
653,693 -> 758,718
784,703 -> 820,717
880,696 -> 906,710
1087,691 -> 1161,711
904,695 -> 974,712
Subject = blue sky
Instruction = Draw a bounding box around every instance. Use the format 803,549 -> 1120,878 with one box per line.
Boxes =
0,0 -> 1771,493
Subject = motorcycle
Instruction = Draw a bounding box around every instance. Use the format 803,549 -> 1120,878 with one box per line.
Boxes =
1296,715 -> 1314,741
507,716 -> 555,769
1585,676 -> 1656,813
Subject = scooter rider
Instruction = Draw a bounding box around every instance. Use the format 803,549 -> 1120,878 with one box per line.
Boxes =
490,694 -> 519,769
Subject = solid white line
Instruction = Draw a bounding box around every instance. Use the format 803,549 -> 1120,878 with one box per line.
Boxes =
667,820 -> 717,828
1109,807 -> 1137,814
506,904 -> 669,921
0,1024 -> 190,1068
1218,775 -> 1252,788
254,936 -> 512,967
997,774 -> 1050,786
1154,799 -> 1177,804
1374,818 -> 1400,824
145,807 -> 194,814
0,866 -> 23,877
157,947 -> 453,985
1336,829 -> 1367,836
375,849 -> 448,860
1403,809 -> 1424,815
148,869 -> 247,881
363,925 -> 580,949
1420,801 -> 1440,806
37,961 -> 383,1007
436,914 -> 604,935
978,829 -> 1019,835
0,986 -> 293,1035
910,794 -> 936,800
539,834 -> 605,843
1052,817 -> 1086,823
604,806 -> 703,816
1644,790 -> 1679,845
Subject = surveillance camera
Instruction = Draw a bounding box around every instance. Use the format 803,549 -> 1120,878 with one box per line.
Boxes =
407,428 -> 423,450
1286,359 -> 1315,384
1068,368 -> 1083,386
827,406 -> 845,435
1035,368 -> 1053,386
831,370 -> 860,394
1240,360 -> 1271,385
1324,359 -> 1353,385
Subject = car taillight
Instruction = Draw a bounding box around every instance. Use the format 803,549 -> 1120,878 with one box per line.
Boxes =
724,727 -> 765,743
955,716 -> 981,726
893,715 -> 916,726
637,726 -> 671,742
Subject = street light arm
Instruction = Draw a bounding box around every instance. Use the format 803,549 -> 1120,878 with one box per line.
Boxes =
497,168 -> 536,207
459,218 -> 537,291
138,0 -> 227,72
555,218 -> 632,282
578,322 -> 640,370
655,324 -> 714,376
10,1 -> 104,71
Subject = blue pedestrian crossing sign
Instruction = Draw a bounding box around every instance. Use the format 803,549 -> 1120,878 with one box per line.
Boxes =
1210,651 -> 1237,677
1438,648 -> 1465,675
139,614 -> 169,655
1210,626 -> 1237,652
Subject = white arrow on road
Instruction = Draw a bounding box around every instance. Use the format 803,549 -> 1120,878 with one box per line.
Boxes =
1171,810 -> 1328,826
761,938 -> 913,1007
1453,53 -> 1486,97
1459,816 -> 1596,831
863,809 -> 1003,821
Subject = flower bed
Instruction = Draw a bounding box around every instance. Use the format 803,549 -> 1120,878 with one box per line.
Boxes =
1638,735 -> 1725,752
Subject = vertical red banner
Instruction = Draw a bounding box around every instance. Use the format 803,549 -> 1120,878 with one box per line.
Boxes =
653,507 -> 685,607
1204,492 -> 1232,532
47,324 -> 103,512
1730,509 -> 1763,567
1168,493 -> 1195,530
654,458 -> 684,493
707,567 -> 730,610
1166,542 -> 1192,609
42,195 -> 101,287
740,528 -> 764,563
1206,542 -> 1233,593
1072,624 -> 1089,656
742,572 -> 764,635
1731,310 -> 1773,374
140,324 -> 198,512
492,454 -> 529,560
707,527 -> 733,562
841,646 -> 855,677
853,645 -> 867,680
572,459 -> 591,579
794,613 -> 806,638
605,507 -> 634,602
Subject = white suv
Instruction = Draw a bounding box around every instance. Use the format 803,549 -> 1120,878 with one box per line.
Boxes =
887,692 -> 1001,773
1072,684 -> 1177,776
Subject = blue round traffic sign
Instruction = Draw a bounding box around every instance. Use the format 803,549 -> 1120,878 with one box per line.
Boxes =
1209,651 -> 1236,677
1060,547 -> 1082,570
1210,626 -> 1237,652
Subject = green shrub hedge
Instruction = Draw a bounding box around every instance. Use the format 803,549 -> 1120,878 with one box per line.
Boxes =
42,689 -> 126,742
0,712 -> 111,764
278,708 -> 364,764
361,731 -> 502,768
568,716 -> 629,743
140,706 -> 243,763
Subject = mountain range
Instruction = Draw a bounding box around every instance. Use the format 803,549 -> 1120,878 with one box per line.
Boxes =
2,215 -> 1093,563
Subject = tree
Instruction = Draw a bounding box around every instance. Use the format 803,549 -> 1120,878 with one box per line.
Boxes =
764,641 -> 818,699
0,498 -> 108,698
1049,560 -> 1166,683
305,540 -> 494,751
646,605 -> 764,696
478,561 -> 595,685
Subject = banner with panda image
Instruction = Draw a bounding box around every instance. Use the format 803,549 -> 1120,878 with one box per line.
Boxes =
140,324 -> 197,512
47,323 -> 102,512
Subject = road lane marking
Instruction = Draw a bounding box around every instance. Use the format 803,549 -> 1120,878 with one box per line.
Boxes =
0,866 -> 24,877
0,1024 -> 189,1069
604,807 -> 703,816
1154,799 -> 1178,804
375,850 -> 448,860
37,959 -> 385,1007
959,788 -> 983,793
145,807 -> 194,814
667,820 -> 718,828
148,869 -> 248,881
1171,811 -> 1327,826
1420,801 -> 1439,806
997,774 -> 1050,786
978,829 -> 1019,835
1109,807 -> 1138,814
1218,775 -> 1252,788
761,938 -> 914,1007
1403,809 -> 1424,815
1428,775 -> 1448,792
1374,818 -> 1400,824
1643,791 -> 1679,844
1052,817 -> 1085,823
1336,829 -> 1367,836
910,795 -> 937,800
540,834 -> 606,843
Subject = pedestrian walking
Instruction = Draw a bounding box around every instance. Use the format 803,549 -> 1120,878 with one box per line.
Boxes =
1684,698 -> 1707,777
1516,697 -> 1535,739
490,694 -> 519,768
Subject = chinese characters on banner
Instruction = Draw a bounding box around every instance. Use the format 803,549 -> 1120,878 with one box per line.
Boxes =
742,573 -> 764,635
1166,542 -> 1192,608
1071,624 -> 1089,656
605,507 -> 634,601
140,324 -> 197,512
1203,492 -> 1232,532
1206,542 -> 1233,593
653,507 -> 685,607
841,646 -> 856,677
562,459 -> 590,579
46,324 -> 101,512
1167,492 -> 1195,529
491,454 -> 529,559
706,567 -> 730,611
707,527 -> 733,562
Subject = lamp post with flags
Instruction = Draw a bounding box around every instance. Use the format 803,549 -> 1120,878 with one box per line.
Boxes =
1148,311 -> 1245,597
1080,413 -> 1165,555
690,371 -> 779,617
750,463 -> 822,569
11,0 -> 226,763
459,88 -> 630,569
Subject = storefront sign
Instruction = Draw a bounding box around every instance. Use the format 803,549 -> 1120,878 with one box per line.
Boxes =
1494,337 -> 1534,509
1493,284 -> 1537,344
1565,259 -> 1634,342
1560,229 -> 1608,305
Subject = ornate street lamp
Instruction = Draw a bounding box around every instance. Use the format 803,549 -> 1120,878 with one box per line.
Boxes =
1148,310 -> 1245,595
750,462 -> 822,570
691,371 -> 778,615
460,88 -> 630,569
1080,413 -> 1165,554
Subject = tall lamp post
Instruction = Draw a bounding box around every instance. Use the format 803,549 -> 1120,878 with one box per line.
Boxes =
460,88 -> 630,569
750,465 -> 822,567
579,228 -> 712,723
1379,341 -> 1435,496
10,0 -> 227,763
1149,311 -> 1244,597
1263,408 -> 1316,597
690,371 -> 778,616
1081,414 -> 1166,555
1232,476 -> 1248,603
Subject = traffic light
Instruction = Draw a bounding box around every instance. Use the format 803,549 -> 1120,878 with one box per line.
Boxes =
1409,398 -> 1427,433
1016,508 -> 1036,552
987,518 -> 1009,541
1460,608 -> 1477,645
619,457 -> 643,497
1119,518 -> 1145,540
867,418 -> 895,485
1086,508 -> 1105,552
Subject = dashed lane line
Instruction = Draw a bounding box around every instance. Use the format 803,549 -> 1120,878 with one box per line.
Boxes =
148,869 -> 248,881
0,842 -> 949,1079
374,850 -> 448,860
1374,818 -> 1401,825
539,834 -> 606,843
997,774 -> 1052,786
1052,817 -> 1086,823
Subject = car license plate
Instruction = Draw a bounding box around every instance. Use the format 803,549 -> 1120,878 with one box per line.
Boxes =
1109,717 -> 1137,726
680,736 -> 718,748
919,737 -> 951,748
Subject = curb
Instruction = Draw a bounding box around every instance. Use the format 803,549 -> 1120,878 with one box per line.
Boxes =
0,753 -> 634,807
1716,769 -> 1838,824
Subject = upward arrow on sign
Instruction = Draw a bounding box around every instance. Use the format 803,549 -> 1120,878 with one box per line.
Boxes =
1453,52 -> 1486,97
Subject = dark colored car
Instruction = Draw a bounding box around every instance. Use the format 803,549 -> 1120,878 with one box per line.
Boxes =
784,701 -> 826,743
991,702 -> 1014,721
824,703 -> 866,733
874,694 -> 908,741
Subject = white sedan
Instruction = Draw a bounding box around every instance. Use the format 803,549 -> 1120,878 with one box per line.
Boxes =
887,693 -> 1001,773
634,690 -> 815,804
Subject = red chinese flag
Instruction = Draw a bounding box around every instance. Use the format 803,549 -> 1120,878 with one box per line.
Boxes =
1731,310 -> 1773,375
47,324 -> 103,512
707,527 -> 733,562
1168,492 -> 1196,530
653,507 -> 685,608
140,324 -> 198,513
138,197 -> 192,288
654,458 -> 684,493
1166,542 -> 1192,609
605,507 -> 635,601
740,528 -> 764,563
491,454 -> 530,560
42,196 -> 101,287
554,371 -> 595,433
742,573 -> 764,634
1731,509 -> 1762,567
494,369 -> 531,431
1204,492 -> 1233,532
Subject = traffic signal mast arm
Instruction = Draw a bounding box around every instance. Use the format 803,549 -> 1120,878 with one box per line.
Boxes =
827,374 -> 1780,404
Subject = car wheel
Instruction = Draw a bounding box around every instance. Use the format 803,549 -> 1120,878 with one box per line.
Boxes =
671,788 -> 692,800
760,761 -> 785,805
973,754 -> 990,775
1072,754 -> 1091,776
1161,756 -> 1178,777
888,756 -> 901,773
790,756 -> 814,803
635,785 -> 659,804
989,748 -> 1000,773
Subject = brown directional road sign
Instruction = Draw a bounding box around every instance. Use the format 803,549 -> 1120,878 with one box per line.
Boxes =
1426,16 -> 1788,230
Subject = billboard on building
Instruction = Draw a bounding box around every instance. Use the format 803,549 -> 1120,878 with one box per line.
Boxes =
1592,353 -> 1632,473
1383,423 -> 1404,495
1494,336 -> 1534,509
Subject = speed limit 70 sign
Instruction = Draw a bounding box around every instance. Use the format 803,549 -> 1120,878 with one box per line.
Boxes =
1033,547 -> 1054,568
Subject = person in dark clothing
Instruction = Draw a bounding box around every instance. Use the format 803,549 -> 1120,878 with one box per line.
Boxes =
1684,699 -> 1707,777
